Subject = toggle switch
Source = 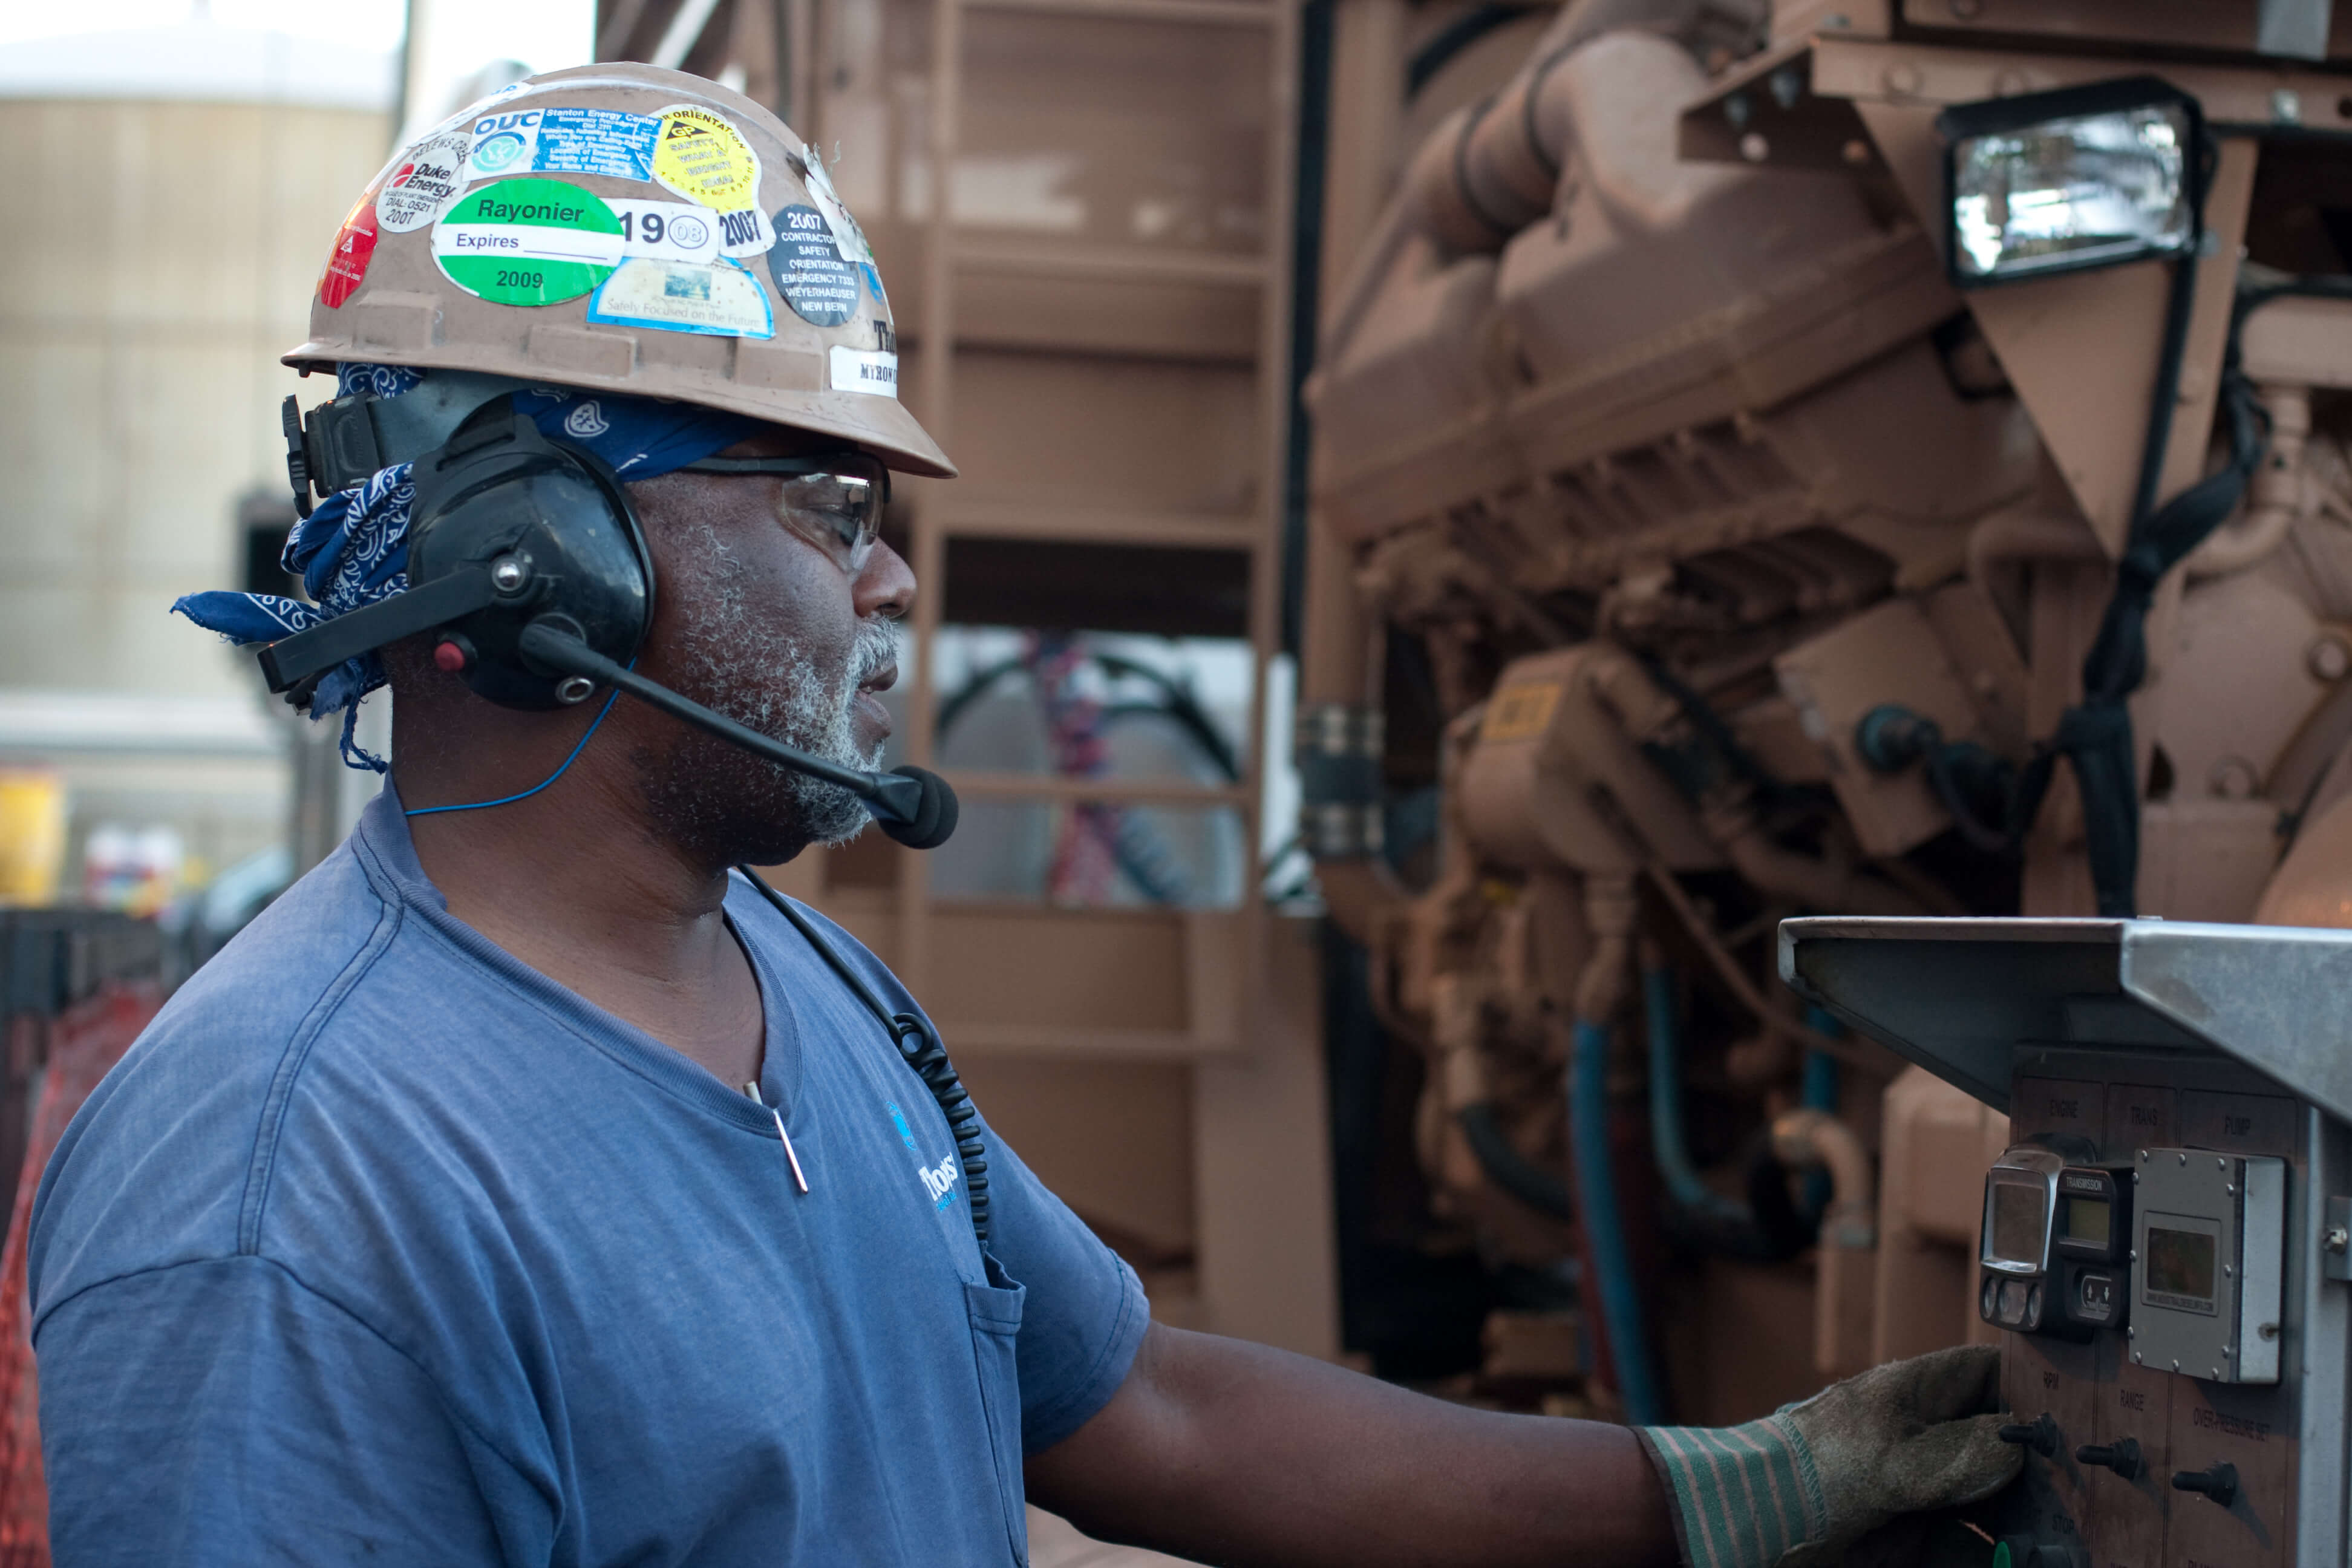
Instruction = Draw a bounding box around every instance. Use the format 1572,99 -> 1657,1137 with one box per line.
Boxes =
2075,1438 -> 2142,1479
1998,1413 -> 2061,1457
2171,1462 -> 2239,1508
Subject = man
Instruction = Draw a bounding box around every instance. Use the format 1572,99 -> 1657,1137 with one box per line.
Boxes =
30,65 -> 2018,1566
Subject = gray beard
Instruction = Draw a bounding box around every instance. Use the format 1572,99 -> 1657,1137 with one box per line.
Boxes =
636,520 -> 901,861
741,614 -> 898,847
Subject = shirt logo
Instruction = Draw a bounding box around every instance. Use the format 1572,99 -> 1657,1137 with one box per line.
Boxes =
887,1100 -> 961,1211
918,1155 -> 961,1207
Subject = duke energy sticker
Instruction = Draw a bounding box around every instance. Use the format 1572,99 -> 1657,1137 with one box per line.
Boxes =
377,129 -> 471,232
768,204 -> 858,327
433,178 -> 624,306
653,106 -> 760,212
587,257 -> 774,339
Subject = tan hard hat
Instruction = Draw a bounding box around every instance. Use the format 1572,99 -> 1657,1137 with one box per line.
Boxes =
288,62 -> 953,478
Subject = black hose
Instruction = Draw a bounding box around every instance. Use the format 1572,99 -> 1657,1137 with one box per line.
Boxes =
1457,1102 -> 1573,1220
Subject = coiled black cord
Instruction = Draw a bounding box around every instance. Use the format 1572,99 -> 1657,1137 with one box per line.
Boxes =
735,866 -> 992,1247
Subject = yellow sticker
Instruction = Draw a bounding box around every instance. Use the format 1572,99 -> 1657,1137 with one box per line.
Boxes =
652,105 -> 760,212
1481,682 -> 1561,742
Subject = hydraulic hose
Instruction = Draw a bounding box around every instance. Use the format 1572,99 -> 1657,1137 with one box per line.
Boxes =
1643,964 -> 1743,1226
1457,1103 -> 1573,1220
1800,1009 -> 1841,1215
1571,1018 -> 1664,1425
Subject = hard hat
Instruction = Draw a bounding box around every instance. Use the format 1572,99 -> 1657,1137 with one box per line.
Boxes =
288,62 -> 952,478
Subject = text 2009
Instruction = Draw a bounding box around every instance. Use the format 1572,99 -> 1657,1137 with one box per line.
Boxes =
497,270 -> 546,290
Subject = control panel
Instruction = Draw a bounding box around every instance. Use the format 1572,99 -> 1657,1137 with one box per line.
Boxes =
1985,1075 -> 2301,1568
1779,917 -> 2352,1568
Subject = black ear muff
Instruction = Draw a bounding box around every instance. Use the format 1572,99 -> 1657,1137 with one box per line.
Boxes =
404,402 -> 655,711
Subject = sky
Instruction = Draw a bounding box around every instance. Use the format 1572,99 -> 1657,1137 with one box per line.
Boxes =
0,0 -> 594,131
0,0 -> 409,52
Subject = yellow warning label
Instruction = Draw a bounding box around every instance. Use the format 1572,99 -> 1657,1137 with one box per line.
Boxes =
652,105 -> 760,211
1481,682 -> 1561,742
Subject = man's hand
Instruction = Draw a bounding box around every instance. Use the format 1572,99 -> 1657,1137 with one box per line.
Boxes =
1638,1344 -> 2021,1568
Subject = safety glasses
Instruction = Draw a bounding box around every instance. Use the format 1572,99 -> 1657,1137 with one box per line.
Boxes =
681,451 -> 892,575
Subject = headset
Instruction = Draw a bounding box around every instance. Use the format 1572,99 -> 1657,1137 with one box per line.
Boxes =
260,389 -> 990,1246
261,392 -> 958,850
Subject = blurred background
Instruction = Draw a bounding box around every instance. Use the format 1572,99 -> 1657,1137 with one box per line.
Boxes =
15,4 -> 2352,1561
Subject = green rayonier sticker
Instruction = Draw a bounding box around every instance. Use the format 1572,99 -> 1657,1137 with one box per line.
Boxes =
432,177 -> 626,305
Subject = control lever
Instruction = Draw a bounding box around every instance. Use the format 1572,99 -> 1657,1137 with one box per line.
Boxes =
2075,1438 -> 2142,1480
2171,1462 -> 2239,1508
1998,1413 -> 2062,1458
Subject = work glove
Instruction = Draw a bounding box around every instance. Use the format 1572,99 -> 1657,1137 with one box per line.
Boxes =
1635,1344 -> 2022,1568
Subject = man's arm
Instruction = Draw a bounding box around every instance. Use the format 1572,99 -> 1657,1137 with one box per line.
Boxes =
1024,1320 -> 1680,1568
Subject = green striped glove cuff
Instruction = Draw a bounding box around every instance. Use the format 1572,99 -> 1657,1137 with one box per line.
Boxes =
1635,1417 -> 1828,1568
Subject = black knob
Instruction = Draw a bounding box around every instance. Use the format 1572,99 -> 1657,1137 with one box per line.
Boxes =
2172,1462 -> 2239,1508
1998,1413 -> 2061,1457
2076,1438 -> 2142,1479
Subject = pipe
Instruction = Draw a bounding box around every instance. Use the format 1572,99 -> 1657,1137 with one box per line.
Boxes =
1708,807 -> 1928,918
1568,875 -> 1662,1422
2186,384 -> 2312,580
1642,958 -> 1744,1225
1769,1108 -> 1875,1250
1459,1103 -> 1575,1220
1799,1007 -> 1841,1214
1295,503 -> 1402,942
1965,505 -> 2107,579
1572,1016 -> 1665,1424
1641,863 -> 1895,1076
1771,1105 -> 1880,1376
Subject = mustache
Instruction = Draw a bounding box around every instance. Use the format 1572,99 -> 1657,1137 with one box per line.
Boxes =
849,617 -> 901,688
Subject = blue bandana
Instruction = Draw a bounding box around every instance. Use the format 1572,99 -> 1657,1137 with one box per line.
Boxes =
175,364 -> 762,770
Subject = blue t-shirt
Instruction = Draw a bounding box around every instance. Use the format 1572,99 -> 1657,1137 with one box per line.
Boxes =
28,789 -> 1149,1566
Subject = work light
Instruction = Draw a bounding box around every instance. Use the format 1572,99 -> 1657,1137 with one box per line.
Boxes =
1938,76 -> 2204,287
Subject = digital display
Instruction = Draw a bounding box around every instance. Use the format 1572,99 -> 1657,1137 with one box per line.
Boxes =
2145,1225 -> 2217,1306
1988,1180 -> 2049,1267
2063,1197 -> 2111,1246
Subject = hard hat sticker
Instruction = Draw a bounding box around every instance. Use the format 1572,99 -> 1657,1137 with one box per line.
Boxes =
377,129 -> 471,232
829,345 -> 898,399
433,178 -> 625,306
587,257 -> 775,339
652,106 -> 760,212
319,192 -> 380,308
608,198 -> 720,264
606,199 -> 774,265
466,106 -> 662,185
768,204 -> 858,327
795,145 -> 874,266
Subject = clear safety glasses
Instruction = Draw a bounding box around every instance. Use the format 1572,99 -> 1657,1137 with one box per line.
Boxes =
681,452 -> 893,575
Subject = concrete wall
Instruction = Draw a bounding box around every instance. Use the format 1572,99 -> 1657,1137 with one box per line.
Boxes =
0,97 -> 390,697
0,98 -> 391,880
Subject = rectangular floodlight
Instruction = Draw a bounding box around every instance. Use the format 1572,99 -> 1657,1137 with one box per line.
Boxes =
1938,76 -> 2204,288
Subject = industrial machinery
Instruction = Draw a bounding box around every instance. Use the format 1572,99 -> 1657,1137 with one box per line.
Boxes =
1785,916 -> 2351,1568
1299,0 -> 2352,1419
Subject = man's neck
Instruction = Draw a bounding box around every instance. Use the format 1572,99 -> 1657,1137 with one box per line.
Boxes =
397,754 -> 769,1091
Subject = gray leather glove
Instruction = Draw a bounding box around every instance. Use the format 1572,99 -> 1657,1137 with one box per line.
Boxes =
1636,1344 -> 2022,1568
